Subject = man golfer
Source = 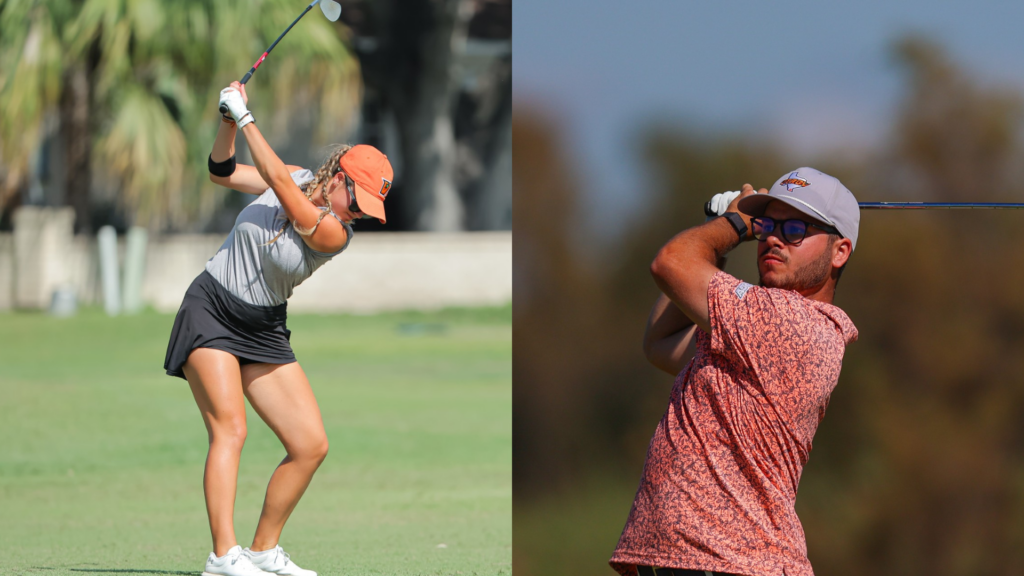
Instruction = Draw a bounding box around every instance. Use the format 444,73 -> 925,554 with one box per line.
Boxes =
610,168 -> 860,576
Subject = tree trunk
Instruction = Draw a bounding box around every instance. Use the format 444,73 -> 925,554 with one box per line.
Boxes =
60,62 -> 92,234
361,0 -> 470,231
467,98 -> 510,230
463,56 -> 511,230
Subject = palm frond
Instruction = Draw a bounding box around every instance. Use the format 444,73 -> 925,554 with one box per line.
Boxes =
239,0 -> 359,142
0,1 -> 64,201
97,83 -> 188,229
3,0 -> 363,230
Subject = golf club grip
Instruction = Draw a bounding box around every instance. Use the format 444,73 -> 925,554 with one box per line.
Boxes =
218,67 -> 256,116
704,201 -> 715,217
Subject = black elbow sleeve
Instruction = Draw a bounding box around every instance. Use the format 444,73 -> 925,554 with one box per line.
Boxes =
208,154 -> 236,177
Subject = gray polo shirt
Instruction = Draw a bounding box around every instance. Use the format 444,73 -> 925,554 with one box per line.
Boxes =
206,169 -> 353,307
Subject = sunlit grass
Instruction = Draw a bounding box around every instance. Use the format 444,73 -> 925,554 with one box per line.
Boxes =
0,306 -> 511,576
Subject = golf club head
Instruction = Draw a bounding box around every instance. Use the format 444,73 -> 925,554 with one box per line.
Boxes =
319,0 -> 342,22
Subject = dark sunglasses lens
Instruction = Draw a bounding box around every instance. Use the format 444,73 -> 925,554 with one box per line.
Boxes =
348,190 -> 373,220
782,219 -> 807,243
347,182 -> 361,213
752,218 -> 772,240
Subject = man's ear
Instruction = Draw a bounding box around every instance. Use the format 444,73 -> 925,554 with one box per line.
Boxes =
833,237 -> 853,268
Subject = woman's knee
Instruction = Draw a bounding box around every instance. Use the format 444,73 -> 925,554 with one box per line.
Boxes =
314,436 -> 329,462
209,417 -> 247,449
290,433 -> 328,465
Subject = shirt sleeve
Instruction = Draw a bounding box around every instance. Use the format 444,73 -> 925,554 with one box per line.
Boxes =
305,213 -> 353,257
288,168 -> 353,257
290,168 -> 315,187
706,271 -> 802,374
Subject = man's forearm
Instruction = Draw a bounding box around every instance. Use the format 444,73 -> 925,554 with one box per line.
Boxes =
652,217 -> 744,284
696,217 -> 745,262
644,293 -> 698,374
649,216 -> 748,334
645,293 -> 694,343
644,250 -> 726,345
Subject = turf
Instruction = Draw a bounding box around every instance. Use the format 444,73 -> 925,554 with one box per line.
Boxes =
0,306 -> 511,576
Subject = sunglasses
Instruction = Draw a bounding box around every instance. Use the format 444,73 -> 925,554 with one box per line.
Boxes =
750,217 -> 841,245
343,174 -> 372,219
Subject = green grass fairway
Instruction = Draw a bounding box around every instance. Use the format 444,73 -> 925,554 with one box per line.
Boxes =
0,306 -> 511,576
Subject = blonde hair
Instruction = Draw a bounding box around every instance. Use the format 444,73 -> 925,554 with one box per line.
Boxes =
264,144 -> 353,245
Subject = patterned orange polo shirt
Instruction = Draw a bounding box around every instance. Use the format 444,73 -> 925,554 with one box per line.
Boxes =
610,271 -> 858,576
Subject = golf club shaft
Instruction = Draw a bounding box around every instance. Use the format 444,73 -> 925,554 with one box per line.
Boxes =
703,200 -> 1024,216
858,202 -> 1024,209
240,0 -> 319,85
219,0 -> 321,115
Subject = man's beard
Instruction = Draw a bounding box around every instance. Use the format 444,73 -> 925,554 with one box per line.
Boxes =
759,245 -> 832,291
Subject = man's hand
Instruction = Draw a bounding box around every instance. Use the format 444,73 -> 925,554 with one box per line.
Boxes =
705,190 -> 741,220
726,184 -> 767,241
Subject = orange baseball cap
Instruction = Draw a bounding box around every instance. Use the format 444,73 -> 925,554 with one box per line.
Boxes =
339,144 -> 394,223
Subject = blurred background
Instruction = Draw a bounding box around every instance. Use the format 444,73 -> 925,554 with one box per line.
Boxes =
0,0 -> 511,313
0,1 -> 511,574
515,2 -> 1024,575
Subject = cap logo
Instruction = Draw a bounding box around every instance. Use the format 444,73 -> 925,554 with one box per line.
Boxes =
378,177 -> 392,199
781,171 -> 810,192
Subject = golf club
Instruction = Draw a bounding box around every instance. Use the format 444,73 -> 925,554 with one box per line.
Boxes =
705,201 -> 1024,217
858,202 -> 1024,209
219,0 -> 342,116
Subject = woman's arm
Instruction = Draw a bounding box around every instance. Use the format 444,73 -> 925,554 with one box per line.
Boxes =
210,163 -> 305,196
239,120 -> 348,252
209,113 -> 300,195
220,81 -> 347,252
211,118 -> 237,162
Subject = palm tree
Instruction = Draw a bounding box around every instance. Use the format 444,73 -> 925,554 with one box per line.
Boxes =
0,0 -> 68,216
0,0 -> 360,231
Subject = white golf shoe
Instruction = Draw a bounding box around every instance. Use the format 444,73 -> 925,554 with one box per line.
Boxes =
244,545 -> 317,576
203,545 -> 274,576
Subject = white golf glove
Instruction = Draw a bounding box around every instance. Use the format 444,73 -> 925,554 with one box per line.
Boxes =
705,190 -> 741,221
219,88 -> 254,128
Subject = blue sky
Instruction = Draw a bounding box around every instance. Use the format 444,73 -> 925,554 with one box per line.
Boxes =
514,0 -> 1024,232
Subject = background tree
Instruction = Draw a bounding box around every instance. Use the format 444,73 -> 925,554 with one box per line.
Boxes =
0,0 -> 359,232
0,0 -> 69,222
340,0 -> 511,231
515,36 -> 1024,575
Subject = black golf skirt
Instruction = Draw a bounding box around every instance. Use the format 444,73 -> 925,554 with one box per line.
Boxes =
164,270 -> 296,379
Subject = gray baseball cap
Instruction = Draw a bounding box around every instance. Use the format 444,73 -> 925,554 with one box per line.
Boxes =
737,167 -> 860,250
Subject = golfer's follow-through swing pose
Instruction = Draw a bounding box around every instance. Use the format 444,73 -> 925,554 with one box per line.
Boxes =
163,81 -> 393,576
610,168 -> 860,576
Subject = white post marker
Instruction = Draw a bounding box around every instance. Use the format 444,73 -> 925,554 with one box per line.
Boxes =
122,226 -> 148,314
49,285 -> 78,317
97,225 -> 121,316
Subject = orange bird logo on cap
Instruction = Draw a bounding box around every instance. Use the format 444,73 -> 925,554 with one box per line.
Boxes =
378,178 -> 392,199
781,171 -> 810,192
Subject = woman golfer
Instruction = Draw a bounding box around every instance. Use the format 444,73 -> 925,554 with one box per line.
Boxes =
164,81 -> 393,576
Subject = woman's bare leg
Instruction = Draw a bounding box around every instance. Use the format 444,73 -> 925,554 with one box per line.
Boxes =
183,348 -> 247,557
240,361 -> 328,551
